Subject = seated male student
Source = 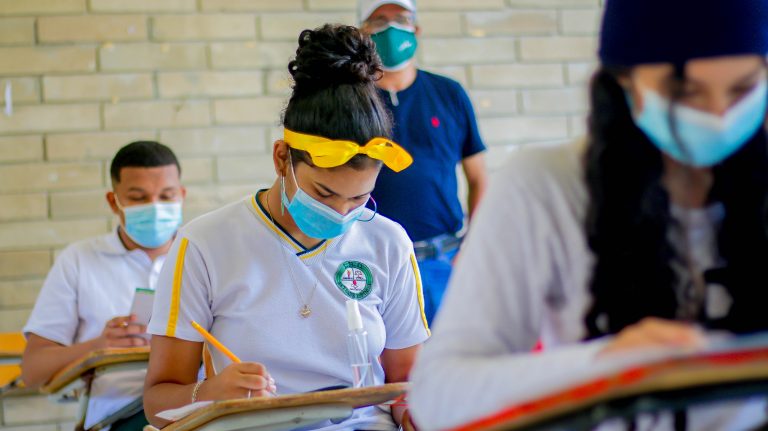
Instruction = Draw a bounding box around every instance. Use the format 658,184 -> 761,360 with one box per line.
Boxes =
21,141 -> 185,431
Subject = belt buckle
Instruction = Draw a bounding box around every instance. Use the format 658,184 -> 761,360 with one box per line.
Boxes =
414,234 -> 461,261
435,233 -> 461,255
413,242 -> 437,261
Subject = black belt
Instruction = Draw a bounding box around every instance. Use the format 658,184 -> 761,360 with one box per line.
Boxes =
413,233 -> 462,261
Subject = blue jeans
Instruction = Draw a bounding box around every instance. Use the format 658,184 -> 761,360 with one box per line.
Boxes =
417,248 -> 458,326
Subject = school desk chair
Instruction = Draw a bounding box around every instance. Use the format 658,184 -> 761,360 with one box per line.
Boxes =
41,346 -> 150,431
145,383 -> 408,431
0,364 -> 24,394
451,333 -> 768,431
0,332 -> 27,395
0,332 -> 26,364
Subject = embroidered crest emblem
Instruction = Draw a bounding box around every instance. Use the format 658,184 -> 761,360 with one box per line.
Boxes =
334,261 -> 373,300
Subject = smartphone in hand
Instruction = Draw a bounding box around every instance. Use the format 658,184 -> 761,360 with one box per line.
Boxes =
130,288 -> 155,339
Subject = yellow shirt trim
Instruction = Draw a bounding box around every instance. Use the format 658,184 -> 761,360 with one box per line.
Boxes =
410,253 -> 431,336
299,240 -> 331,260
166,237 -> 189,337
251,194 -> 331,258
250,196 -> 302,252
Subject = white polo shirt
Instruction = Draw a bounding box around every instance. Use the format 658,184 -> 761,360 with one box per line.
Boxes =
24,229 -> 166,430
148,193 -> 430,431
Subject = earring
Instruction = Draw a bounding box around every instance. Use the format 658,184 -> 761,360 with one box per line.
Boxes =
359,196 -> 377,222
280,175 -> 285,215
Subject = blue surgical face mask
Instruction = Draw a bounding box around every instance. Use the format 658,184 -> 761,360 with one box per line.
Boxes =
630,80 -> 768,167
280,160 -> 367,239
117,200 -> 183,249
370,23 -> 418,71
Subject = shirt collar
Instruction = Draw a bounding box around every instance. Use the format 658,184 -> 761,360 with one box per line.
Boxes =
89,226 -> 128,255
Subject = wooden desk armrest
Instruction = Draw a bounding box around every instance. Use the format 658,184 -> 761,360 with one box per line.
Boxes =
164,382 -> 409,431
42,347 -> 150,394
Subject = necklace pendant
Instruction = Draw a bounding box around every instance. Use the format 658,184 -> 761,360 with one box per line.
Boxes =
300,305 -> 311,318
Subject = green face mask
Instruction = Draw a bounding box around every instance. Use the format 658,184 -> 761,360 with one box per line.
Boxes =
370,24 -> 418,71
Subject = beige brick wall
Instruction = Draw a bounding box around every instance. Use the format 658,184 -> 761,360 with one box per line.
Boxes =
0,0 -> 601,427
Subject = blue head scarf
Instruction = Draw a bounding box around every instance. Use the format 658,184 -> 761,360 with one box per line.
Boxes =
599,0 -> 768,67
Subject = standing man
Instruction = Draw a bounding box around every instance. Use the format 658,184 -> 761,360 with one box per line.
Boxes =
359,0 -> 488,325
21,141 -> 186,431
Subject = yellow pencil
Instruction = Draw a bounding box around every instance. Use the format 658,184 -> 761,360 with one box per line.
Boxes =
191,320 -> 241,364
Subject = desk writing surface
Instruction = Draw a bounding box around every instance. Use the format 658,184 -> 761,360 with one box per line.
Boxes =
163,382 -> 408,431
42,347 -> 150,394
0,333 -> 26,358
455,342 -> 768,431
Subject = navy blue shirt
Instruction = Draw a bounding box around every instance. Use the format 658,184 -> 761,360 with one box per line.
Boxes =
373,70 -> 486,242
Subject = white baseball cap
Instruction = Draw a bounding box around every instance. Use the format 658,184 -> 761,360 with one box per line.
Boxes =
358,0 -> 416,24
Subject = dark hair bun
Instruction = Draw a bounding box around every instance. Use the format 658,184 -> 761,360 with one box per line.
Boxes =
288,24 -> 382,90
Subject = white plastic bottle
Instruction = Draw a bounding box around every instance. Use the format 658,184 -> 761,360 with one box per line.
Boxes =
346,299 -> 375,388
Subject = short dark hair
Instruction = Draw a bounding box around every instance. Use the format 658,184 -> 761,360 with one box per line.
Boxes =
110,141 -> 181,183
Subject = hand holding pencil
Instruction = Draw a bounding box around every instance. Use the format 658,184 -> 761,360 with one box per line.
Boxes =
190,320 -> 277,400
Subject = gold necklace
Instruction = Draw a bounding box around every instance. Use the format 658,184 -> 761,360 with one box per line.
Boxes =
264,189 -> 321,318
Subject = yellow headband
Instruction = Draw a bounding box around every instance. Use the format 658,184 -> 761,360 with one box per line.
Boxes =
284,128 -> 413,172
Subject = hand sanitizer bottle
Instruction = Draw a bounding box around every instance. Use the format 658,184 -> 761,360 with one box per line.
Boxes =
346,300 -> 375,388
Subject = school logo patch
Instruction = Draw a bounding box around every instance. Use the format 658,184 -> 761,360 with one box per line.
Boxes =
335,261 -> 373,300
